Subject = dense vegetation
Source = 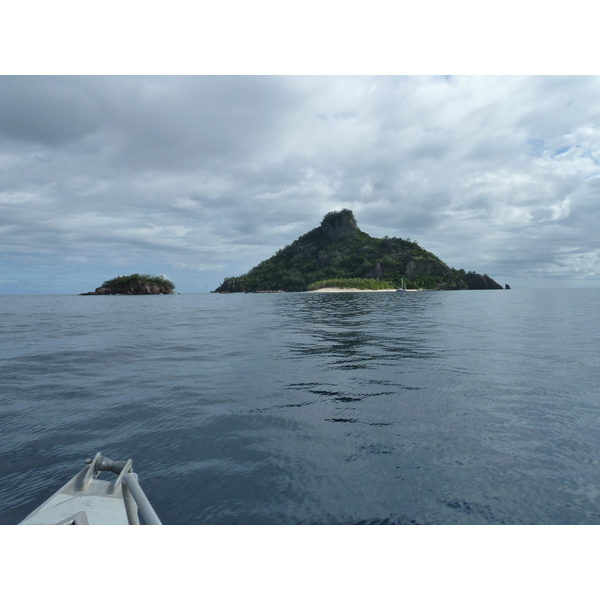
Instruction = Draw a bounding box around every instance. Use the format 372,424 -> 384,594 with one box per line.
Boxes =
214,209 -> 502,292
307,278 -> 398,291
102,273 -> 175,290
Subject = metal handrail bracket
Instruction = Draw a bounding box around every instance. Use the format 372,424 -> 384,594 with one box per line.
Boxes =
123,473 -> 162,525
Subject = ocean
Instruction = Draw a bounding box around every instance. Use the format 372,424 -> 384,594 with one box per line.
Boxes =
1,289 -> 599,525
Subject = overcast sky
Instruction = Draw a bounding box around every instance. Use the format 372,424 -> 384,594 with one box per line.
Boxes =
1,75 -> 599,293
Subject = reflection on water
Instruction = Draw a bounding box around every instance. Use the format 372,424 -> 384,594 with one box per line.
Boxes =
280,292 -> 440,368
1,290 -> 600,524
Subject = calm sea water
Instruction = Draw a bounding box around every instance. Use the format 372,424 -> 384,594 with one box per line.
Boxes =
1,289 -> 599,525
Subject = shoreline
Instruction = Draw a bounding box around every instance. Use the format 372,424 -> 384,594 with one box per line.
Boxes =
306,287 -> 419,293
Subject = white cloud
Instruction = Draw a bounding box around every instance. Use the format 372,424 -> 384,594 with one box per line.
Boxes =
172,197 -> 199,209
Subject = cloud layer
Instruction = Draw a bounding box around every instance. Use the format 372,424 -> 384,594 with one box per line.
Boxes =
1,75 -> 599,293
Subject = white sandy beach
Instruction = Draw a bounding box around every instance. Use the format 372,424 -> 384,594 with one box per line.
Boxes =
306,287 -> 419,293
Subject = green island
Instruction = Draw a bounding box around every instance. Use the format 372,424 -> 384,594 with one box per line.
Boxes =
81,273 -> 176,295
213,209 -> 504,293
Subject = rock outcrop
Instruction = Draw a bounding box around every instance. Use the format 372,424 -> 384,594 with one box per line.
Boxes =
461,273 -> 504,290
81,280 -> 175,295
320,209 -> 359,240
213,277 -> 246,294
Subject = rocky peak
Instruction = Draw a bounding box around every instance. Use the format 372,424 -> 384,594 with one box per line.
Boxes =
319,209 -> 359,240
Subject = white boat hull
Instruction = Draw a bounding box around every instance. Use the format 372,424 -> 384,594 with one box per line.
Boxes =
19,453 -> 161,525
20,475 -> 129,525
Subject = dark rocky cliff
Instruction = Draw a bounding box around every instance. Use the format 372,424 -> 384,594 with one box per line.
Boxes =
461,273 -> 504,290
319,209 -> 360,240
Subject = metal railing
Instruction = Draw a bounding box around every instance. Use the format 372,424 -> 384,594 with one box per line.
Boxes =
85,453 -> 163,525
123,472 -> 162,525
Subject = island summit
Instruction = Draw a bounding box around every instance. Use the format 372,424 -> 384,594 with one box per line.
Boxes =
213,209 -> 505,293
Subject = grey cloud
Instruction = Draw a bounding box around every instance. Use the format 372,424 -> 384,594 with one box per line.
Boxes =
0,76 -> 103,145
1,75 -> 600,294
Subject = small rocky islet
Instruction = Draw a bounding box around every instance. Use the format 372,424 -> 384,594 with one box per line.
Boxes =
81,274 -> 175,295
